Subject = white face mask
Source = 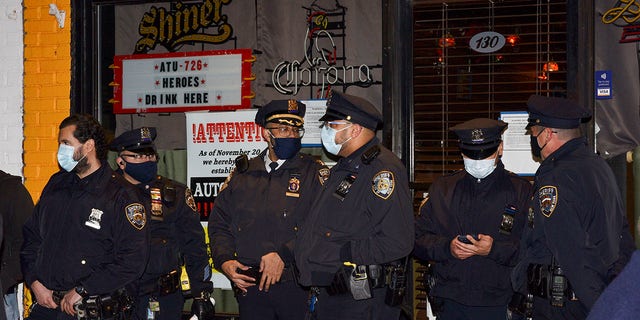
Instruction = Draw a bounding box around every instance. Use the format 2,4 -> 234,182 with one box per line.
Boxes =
57,144 -> 79,172
463,157 -> 497,180
320,124 -> 352,156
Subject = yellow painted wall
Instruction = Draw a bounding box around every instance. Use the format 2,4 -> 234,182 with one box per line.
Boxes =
23,1 -> 71,200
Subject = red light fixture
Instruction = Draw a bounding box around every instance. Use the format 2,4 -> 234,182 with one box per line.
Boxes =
543,61 -> 559,72
506,34 -> 520,46
438,33 -> 456,48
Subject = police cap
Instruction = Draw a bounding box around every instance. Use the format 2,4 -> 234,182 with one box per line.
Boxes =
450,118 -> 507,160
110,127 -> 157,153
526,95 -> 591,129
319,91 -> 382,131
255,100 -> 306,128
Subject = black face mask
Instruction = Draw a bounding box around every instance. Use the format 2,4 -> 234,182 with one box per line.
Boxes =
530,130 -> 547,159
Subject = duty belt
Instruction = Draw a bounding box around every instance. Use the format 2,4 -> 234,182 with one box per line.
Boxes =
52,289 -> 133,320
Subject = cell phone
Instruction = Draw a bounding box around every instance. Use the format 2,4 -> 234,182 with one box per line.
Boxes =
457,234 -> 478,244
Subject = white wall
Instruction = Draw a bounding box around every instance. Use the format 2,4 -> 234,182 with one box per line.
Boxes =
0,2 -> 24,177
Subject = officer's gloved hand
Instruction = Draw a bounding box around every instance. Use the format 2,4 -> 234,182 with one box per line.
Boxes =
191,292 -> 215,320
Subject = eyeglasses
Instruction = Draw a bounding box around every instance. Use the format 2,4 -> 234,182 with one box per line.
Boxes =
120,153 -> 157,161
321,121 -> 352,129
266,126 -> 305,138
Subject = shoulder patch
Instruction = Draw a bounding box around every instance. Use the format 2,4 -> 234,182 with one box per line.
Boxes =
538,185 -> 558,218
185,188 -> 198,213
372,170 -> 395,200
125,203 -> 147,230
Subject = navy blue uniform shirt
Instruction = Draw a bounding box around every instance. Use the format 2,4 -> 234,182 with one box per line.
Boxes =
21,163 -> 149,295
135,176 -> 210,295
295,138 -> 414,286
414,161 -> 531,306
209,151 -> 328,268
512,137 -> 634,310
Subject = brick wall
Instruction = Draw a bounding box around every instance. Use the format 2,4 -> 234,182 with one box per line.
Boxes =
0,2 -> 26,177
23,1 -> 71,200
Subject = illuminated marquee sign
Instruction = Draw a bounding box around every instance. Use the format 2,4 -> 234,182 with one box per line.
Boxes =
111,49 -> 254,114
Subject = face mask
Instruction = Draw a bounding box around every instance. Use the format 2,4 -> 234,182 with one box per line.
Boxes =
321,125 -> 352,156
57,144 -> 80,172
124,161 -> 158,183
270,135 -> 301,160
463,157 -> 497,180
530,130 -> 548,158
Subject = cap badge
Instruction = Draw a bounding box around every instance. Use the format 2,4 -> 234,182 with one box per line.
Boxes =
471,129 -> 484,143
140,127 -> 153,143
288,100 -> 298,114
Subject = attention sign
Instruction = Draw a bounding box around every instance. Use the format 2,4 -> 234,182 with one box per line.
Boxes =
112,49 -> 254,113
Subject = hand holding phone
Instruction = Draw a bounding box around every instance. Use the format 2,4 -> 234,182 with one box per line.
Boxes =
457,234 -> 478,244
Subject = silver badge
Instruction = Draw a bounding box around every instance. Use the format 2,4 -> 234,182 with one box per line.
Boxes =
85,208 -> 104,230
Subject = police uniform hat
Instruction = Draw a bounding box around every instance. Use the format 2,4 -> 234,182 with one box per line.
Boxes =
450,118 -> 507,160
319,91 -> 382,130
255,100 -> 306,128
110,127 -> 157,153
526,95 -> 591,129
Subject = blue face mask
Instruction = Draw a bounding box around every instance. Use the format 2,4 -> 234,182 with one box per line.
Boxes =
124,161 -> 158,183
320,125 -> 352,156
57,144 -> 79,172
271,137 -> 301,160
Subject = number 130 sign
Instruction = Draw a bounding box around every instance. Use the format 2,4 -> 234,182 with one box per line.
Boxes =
469,31 -> 506,54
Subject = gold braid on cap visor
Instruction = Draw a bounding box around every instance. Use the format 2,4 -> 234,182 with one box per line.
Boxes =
266,114 -> 304,127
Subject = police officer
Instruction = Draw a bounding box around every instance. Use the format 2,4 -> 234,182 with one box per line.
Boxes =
295,91 -> 414,320
110,127 -> 214,320
0,169 -> 34,319
21,114 -> 149,320
208,100 -> 328,320
511,95 -> 635,320
414,118 -> 532,319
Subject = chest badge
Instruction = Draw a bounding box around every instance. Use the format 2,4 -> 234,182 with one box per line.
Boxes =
286,174 -> 301,198
538,185 -> 558,218
85,208 -> 104,230
372,171 -> 395,200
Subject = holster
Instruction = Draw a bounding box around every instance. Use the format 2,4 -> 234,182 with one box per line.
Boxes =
327,264 -> 375,300
156,270 -> 181,296
74,289 -> 133,320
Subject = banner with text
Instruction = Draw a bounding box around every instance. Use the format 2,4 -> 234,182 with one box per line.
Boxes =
186,110 -> 263,221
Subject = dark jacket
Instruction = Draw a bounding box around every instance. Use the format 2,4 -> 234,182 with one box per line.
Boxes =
295,138 -> 414,286
21,163 -> 149,295
135,176 -> 210,295
0,171 -> 33,291
209,151 -> 328,268
414,161 -> 531,306
512,138 -> 635,310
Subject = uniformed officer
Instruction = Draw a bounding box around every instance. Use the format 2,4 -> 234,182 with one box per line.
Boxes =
295,91 -> 414,320
208,100 -> 328,320
110,127 -> 214,320
21,114 -> 149,320
511,95 -> 635,320
414,118 -> 532,319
